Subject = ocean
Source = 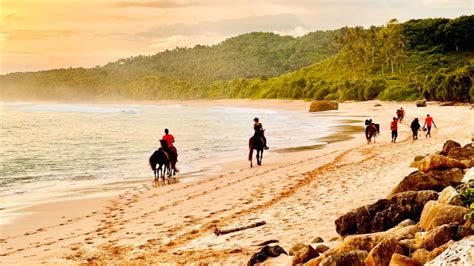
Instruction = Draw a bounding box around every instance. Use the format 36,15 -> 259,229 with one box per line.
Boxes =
0,102 -> 342,208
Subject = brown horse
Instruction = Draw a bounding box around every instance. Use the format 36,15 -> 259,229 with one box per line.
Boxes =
249,136 -> 265,167
160,140 -> 178,177
365,123 -> 380,144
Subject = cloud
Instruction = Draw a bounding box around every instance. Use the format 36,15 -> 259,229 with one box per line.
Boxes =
111,1 -> 198,8
273,26 -> 309,37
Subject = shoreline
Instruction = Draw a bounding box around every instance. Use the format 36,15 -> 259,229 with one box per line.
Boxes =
0,100 -> 472,264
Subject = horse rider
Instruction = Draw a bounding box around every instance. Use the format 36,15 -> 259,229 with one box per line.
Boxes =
162,128 -> 179,171
253,117 -> 269,150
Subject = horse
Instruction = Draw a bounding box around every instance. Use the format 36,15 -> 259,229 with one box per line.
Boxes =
365,119 -> 380,144
160,140 -> 178,177
249,135 -> 265,167
149,148 -> 170,181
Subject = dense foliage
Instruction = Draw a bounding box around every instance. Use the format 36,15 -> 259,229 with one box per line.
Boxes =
1,15 -> 473,102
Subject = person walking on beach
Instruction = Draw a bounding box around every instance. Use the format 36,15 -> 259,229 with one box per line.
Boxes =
396,107 -> 405,122
423,114 -> 437,138
253,117 -> 269,150
390,117 -> 398,143
410,118 -> 421,140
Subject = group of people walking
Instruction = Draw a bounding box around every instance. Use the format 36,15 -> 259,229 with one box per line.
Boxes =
389,107 -> 437,143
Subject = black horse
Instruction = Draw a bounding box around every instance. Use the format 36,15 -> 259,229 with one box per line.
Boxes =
149,140 -> 171,181
249,136 -> 265,167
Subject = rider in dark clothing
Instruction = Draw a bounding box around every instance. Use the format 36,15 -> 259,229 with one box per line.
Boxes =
410,118 -> 421,140
253,117 -> 269,150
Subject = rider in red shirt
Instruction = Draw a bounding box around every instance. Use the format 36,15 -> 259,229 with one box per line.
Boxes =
390,117 -> 398,143
423,114 -> 437,138
162,128 -> 174,148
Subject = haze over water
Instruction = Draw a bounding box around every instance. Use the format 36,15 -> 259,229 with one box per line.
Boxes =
0,102 -> 342,205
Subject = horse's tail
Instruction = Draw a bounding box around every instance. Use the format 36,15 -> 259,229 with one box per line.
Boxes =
149,151 -> 157,170
248,138 -> 253,161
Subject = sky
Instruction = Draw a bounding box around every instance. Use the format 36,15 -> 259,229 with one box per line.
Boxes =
0,0 -> 472,74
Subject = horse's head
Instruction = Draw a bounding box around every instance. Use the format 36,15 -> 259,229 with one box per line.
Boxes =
159,139 -> 169,149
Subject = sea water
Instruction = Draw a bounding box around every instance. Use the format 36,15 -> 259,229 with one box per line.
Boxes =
0,102 -> 340,207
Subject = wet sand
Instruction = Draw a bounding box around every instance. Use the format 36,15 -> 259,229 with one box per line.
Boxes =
0,100 -> 472,265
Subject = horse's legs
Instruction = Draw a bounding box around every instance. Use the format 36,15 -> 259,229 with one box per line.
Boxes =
258,149 -> 263,165
154,169 -> 157,181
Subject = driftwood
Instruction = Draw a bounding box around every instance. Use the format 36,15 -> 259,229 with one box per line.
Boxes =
256,239 -> 279,246
214,221 -> 266,236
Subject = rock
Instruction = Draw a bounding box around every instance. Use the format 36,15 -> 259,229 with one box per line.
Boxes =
441,140 -> 461,156
292,244 -> 319,264
447,144 -> 474,161
388,169 -> 463,197
415,224 -> 455,250
304,256 -> 324,266
411,240 -> 454,265
389,253 -> 420,266
320,250 -> 368,266
419,201 -> 470,231
425,235 -> 474,265
311,237 -> 324,243
336,220 -> 416,254
414,155 -> 426,162
289,243 -> 306,256
315,244 -> 330,254
461,159 -> 474,168
398,239 -> 417,254
336,191 -> 437,236
365,237 -> 404,266
417,154 -> 466,172
309,101 -> 338,112
438,186 -> 464,206
416,100 -> 426,107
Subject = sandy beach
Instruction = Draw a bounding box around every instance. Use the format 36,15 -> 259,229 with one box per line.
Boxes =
0,100 -> 472,265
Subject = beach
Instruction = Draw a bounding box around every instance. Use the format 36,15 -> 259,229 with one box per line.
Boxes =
0,100 -> 472,265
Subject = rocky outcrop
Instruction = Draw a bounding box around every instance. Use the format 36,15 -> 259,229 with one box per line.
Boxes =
311,237 -> 324,243
389,253 -> 420,266
417,154 -> 466,172
419,201 -> 469,231
309,101 -> 338,112
425,236 -> 474,265
336,191 -> 437,236
319,250 -> 368,266
365,237 -> 403,266
388,169 -> 464,196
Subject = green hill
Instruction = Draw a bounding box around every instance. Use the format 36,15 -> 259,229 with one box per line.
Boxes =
1,15 -> 473,102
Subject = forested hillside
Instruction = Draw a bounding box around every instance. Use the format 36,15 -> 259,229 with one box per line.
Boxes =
1,15 -> 473,102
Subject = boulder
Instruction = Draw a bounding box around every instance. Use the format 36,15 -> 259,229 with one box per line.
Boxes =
292,244 -> 319,264
441,140 -> 461,156
419,201 -> 470,231
416,100 -> 426,107
417,154 -> 466,172
365,237 -> 404,266
413,155 -> 427,162
389,253 -> 420,266
319,250 -> 368,266
447,144 -> 474,161
309,101 -> 338,112
425,235 -> 474,265
411,240 -> 454,265
388,169 -> 463,197
437,186 -> 464,206
336,191 -> 437,236
398,239 -> 417,254
289,243 -> 306,256
304,256 -> 324,266
311,237 -> 324,243
315,244 -> 330,254
415,224 -> 454,250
